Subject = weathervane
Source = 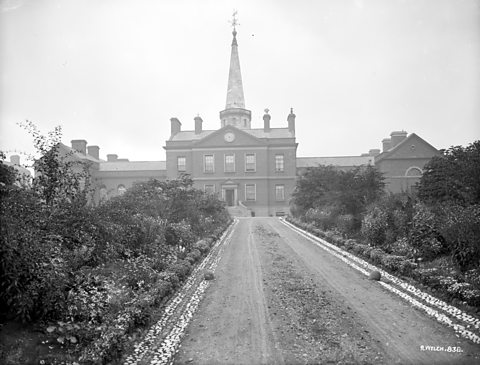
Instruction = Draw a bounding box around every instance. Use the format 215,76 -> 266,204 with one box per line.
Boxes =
230,10 -> 239,31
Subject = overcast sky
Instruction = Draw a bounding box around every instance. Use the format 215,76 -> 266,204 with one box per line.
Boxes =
1,0 -> 479,164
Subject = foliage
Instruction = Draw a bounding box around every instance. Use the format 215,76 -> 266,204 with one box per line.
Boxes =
418,140 -> 480,205
0,122 -> 231,363
361,193 -> 415,249
0,151 -> 17,187
361,206 -> 388,247
437,203 -> 480,271
19,120 -> 93,206
292,165 -> 385,234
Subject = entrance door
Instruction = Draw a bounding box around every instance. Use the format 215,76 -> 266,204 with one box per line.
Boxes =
225,189 -> 235,206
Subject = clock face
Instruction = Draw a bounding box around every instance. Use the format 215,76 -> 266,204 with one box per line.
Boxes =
224,132 -> 235,142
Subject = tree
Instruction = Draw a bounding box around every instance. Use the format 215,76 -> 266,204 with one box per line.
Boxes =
418,140 -> 480,205
292,165 -> 385,218
19,120 -> 92,206
292,165 -> 340,215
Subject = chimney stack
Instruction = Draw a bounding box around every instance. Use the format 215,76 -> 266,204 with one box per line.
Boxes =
287,108 -> 296,135
382,138 -> 391,152
170,118 -> 182,136
107,154 -> 118,162
87,145 -> 100,160
194,115 -> 203,134
390,131 -> 408,148
71,140 -> 87,155
10,155 -> 20,165
369,149 -> 381,157
263,109 -> 271,132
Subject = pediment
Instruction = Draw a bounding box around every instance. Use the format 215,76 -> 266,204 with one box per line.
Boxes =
381,134 -> 440,161
193,126 -> 263,148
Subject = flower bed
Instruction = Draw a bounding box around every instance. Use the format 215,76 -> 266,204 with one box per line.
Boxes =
285,216 -> 480,312
38,220 -> 233,365
282,217 -> 480,344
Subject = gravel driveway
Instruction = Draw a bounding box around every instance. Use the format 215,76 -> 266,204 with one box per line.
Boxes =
173,217 -> 479,364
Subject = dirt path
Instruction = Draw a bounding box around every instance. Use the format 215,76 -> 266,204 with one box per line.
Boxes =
175,218 -> 480,364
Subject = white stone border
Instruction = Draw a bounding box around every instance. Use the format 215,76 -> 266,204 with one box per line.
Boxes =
125,219 -> 238,365
280,218 -> 480,345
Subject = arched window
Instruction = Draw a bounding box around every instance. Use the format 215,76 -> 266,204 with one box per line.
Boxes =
405,166 -> 422,177
118,184 -> 126,195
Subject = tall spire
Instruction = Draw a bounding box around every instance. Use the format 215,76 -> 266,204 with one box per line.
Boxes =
220,10 -> 251,129
225,10 -> 245,109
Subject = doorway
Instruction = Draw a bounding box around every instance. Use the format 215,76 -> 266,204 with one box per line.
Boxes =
225,189 -> 235,206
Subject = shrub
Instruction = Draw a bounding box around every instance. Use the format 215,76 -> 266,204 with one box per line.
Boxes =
336,214 -> 357,235
381,254 -> 406,272
369,248 -> 385,264
168,260 -> 192,281
388,237 -> 415,258
408,203 -> 444,261
193,240 -> 210,254
438,204 -> 480,271
361,206 -> 388,247
305,208 -> 336,231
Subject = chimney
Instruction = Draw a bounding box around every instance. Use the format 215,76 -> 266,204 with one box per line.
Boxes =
369,149 -> 381,157
194,115 -> 203,134
87,145 -> 100,160
71,140 -> 87,155
263,109 -> 271,132
107,154 -> 118,162
170,117 -> 182,136
382,138 -> 391,152
390,131 -> 408,148
287,108 -> 296,135
10,155 -> 20,165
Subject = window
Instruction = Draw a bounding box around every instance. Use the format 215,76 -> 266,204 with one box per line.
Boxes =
406,166 -> 422,177
275,185 -> 285,201
275,154 -> 284,172
245,184 -> 256,201
204,184 -> 215,194
177,156 -> 186,172
245,153 -> 256,172
225,154 -> 235,172
204,155 -> 214,173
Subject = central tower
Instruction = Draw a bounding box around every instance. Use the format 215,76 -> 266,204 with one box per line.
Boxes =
219,11 -> 252,129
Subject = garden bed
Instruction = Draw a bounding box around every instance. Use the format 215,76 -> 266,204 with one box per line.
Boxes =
0,221 -> 233,365
285,216 -> 480,316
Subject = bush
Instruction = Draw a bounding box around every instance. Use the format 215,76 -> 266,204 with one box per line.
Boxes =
168,260 -> 192,281
361,206 -> 388,247
438,204 -> 480,271
408,203 -> 444,261
369,248 -> 385,264
388,237 -> 415,258
305,208 -> 336,231
336,214 -> 357,235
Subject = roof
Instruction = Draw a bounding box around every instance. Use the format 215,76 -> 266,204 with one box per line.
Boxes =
296,156 -> 374,168
99,161 -> 166,172
2,161 -> 32,176
375,133 -> 439,163
59,143 -> 102,163
170,127 -> 294,142
170,130 -> 215,141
